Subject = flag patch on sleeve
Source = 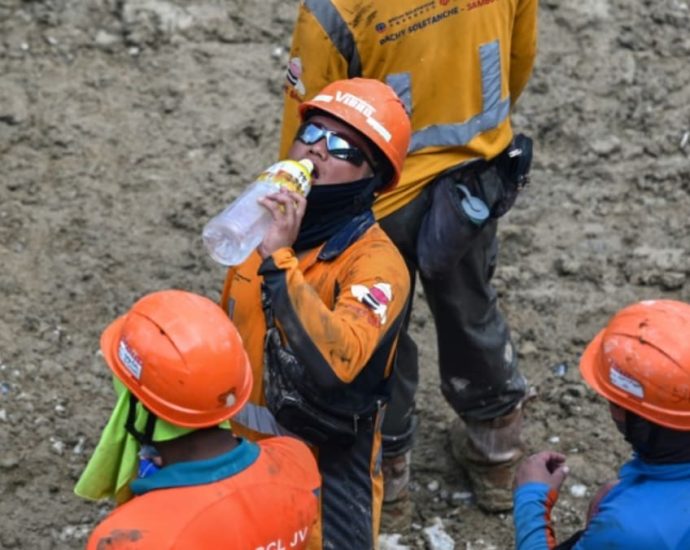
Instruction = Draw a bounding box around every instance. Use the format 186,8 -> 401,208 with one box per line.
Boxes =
351,283 -> 392,324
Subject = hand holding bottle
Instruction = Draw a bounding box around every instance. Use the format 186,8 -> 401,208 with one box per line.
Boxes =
256,188 -> 307,258
202,159 -> 314,266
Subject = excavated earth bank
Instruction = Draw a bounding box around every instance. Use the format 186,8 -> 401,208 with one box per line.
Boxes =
1,0 -> 688,548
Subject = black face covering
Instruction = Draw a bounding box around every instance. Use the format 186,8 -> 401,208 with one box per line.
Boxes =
614,410 -> 690,464
292,175 -> 382,252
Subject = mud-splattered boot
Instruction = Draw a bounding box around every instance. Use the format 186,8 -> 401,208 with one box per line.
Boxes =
380,450 -> 413,532
449,405 -> 524,513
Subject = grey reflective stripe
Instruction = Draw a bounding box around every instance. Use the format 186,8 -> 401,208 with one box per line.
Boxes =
405,40 -> 510,153
386,73 -> 412,116
305,0 -> 361,77
232,402 -> 299,438
479,40 -> 505,127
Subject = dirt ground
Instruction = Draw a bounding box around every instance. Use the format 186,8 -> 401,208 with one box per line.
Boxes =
1,0 -> 688,548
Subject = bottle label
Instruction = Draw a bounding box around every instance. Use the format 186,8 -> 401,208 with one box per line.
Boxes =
257,160 -> 312,196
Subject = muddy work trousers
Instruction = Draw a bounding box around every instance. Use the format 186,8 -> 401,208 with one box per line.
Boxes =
379,173 -> 527,456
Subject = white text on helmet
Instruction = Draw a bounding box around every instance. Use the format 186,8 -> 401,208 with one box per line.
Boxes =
335,91 -> 375,117
366,117 -> 392,142
312,92 -> 392,143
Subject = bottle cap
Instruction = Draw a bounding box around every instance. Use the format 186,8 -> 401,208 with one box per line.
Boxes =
298,158 -> 314,175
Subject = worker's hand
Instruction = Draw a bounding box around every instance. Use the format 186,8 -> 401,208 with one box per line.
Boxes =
514,451 -> 569,493
257,188 -> 307,258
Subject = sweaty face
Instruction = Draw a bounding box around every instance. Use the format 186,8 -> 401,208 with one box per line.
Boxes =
288,114 -> 375,185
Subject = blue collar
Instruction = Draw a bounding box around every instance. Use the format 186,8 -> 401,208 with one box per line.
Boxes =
621,455 -> 690,481
130,438 -> 260,495
318,210 -> 375,261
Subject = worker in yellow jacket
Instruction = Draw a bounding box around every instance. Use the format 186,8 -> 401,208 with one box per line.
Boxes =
222,78 -> 412,548
279,0 -> 539,519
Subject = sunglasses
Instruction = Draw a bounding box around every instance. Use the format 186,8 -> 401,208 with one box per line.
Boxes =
296,122 -> 369,166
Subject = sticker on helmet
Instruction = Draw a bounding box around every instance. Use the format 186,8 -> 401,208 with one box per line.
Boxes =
610,368 -> 644,399
118,339 -> 142,380
351,282 -> 393,325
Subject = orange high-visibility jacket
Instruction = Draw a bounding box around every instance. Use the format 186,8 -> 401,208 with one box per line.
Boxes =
86,438 -> 320,550
279,0 -> 538,219
220,230 -> 409,410
220,215 -> 410,549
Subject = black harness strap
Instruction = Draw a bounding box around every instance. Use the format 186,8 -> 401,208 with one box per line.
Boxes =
124,393 -> 157,446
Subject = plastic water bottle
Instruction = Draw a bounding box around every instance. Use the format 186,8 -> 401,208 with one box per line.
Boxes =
203,159 -> 314,266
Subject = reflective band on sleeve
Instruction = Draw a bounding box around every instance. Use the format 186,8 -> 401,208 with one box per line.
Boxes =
305,0 -> 362,78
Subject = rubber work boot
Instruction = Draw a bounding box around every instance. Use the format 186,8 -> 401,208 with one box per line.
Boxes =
380,450 -> 413,532
449,404 -> 524,513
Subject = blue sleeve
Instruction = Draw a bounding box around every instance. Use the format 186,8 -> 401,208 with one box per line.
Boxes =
513,482 -> 555,550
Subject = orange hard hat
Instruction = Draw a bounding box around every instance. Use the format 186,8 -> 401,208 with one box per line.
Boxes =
299,78 -> 411,192
100,290 -> 252,428
579,299 -> 690,431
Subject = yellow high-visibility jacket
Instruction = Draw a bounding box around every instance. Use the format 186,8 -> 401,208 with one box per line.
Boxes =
279,0 -> 538,219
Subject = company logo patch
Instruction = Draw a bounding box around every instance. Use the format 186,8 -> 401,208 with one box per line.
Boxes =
351,282 -> 392,324
118,339 -> 143,380
285,57 -> 306,96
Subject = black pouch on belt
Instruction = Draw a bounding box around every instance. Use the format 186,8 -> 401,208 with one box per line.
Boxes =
416,134 -> 533,280
491,133 -> 533,218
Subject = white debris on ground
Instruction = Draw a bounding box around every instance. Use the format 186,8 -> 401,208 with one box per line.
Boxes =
378,533 -> 411,550
423,517 -> 455,550
570,483 -> 588,498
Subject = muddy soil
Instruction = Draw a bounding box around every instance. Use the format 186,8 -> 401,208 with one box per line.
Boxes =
1,0 -> 688,548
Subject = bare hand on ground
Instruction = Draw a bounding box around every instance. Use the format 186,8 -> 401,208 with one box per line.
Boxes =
514,451 -> 569,492
257,189 -> 307,258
